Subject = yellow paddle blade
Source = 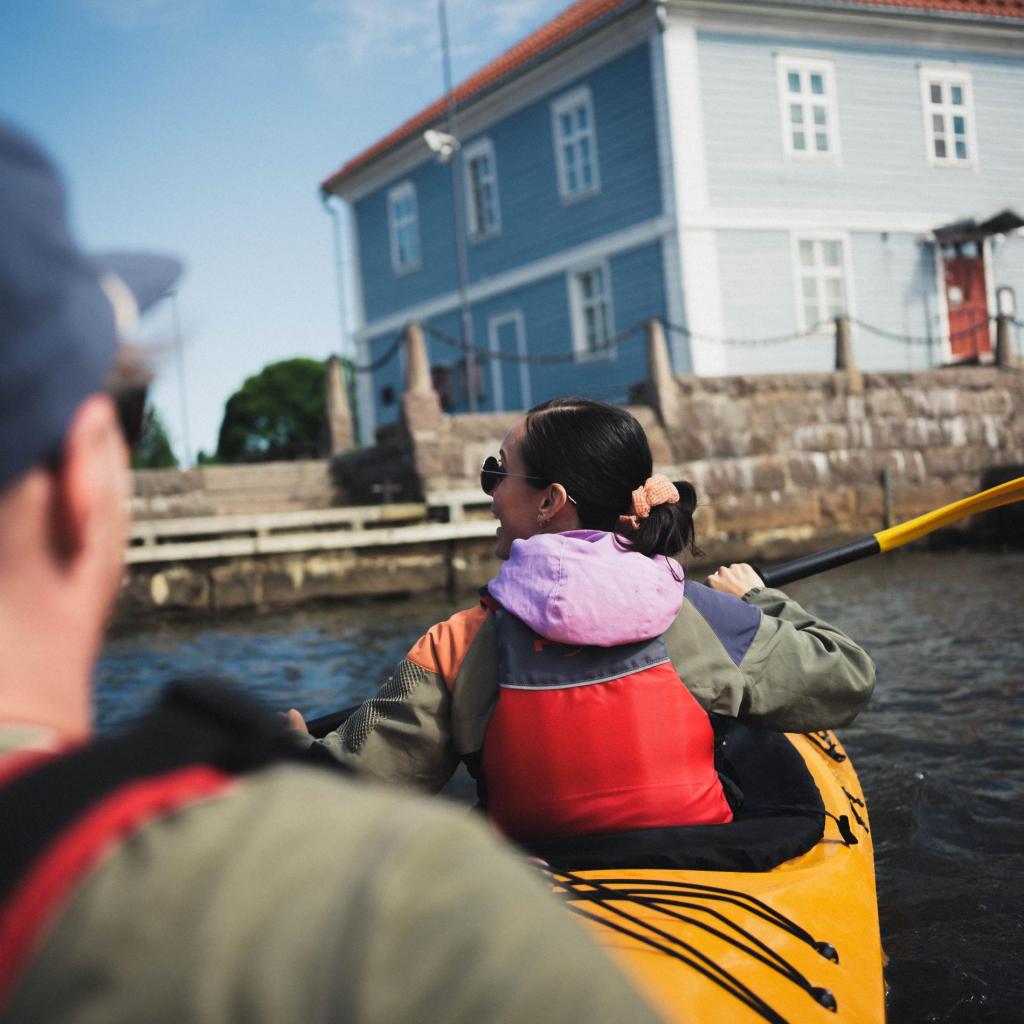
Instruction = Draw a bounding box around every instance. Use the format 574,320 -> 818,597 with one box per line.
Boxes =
875,475 -> 1024,552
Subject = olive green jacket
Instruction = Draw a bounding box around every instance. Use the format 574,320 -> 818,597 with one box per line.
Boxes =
314,586 -> 876,791
0,728 -> 662,1024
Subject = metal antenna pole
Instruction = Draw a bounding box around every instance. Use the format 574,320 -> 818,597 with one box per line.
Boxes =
438,0 -> 477,411
171,290 -> 193,466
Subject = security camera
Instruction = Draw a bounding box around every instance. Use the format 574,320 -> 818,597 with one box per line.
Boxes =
423,129 -> 459,162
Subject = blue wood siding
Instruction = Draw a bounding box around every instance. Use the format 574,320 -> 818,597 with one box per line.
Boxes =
697,30 -> 1024,216
354,42 -> 663,326
364,240 -> 666,426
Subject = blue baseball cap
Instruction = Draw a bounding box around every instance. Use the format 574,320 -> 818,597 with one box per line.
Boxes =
0,121 -> 182,492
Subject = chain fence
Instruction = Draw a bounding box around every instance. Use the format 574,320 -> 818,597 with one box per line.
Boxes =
346,313 -> 1020,373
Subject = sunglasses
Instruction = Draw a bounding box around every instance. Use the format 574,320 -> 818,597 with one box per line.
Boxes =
43,381 -> 149,474
480,455 -> 544,496
479,456 -> 578,506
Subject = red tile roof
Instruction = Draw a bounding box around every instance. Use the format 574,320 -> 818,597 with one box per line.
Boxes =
320,0 -> 1024,195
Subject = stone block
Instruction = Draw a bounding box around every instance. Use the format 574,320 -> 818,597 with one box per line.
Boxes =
713,491 -> 821,535
817,489 -> 859,529
826,450 -> 877,485
789,452 -> 832,488
147,565 -> 210,611
211,560 -> 263,609
752,457 -> 789,492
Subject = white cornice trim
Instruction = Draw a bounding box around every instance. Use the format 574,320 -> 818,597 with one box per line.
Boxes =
357,215 -> 674,341
667,1 -> 1024,47
331,7 -> 659,204
681,207 -> 950,233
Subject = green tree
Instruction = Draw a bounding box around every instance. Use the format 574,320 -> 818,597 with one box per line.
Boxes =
131,407 -> 179,470
216,358 -> 326,462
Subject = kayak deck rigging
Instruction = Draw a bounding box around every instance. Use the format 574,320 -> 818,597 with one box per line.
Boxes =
536,728 -> 884,1022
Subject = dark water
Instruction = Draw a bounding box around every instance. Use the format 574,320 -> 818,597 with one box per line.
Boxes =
96,549 -> 1024,1023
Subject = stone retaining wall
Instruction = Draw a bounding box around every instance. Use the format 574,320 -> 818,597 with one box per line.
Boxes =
392,358 -> 1023,562
132,460 -> 340,519
121,326 -> 1022,618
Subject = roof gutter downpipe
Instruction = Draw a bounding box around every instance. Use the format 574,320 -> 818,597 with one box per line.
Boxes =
321,191 -> 363,445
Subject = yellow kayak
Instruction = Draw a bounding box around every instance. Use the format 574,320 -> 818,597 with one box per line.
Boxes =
531,726 -> 884,1023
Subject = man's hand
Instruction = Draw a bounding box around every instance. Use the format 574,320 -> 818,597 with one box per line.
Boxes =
282,708 -> 310,735
707,562 -> 764,597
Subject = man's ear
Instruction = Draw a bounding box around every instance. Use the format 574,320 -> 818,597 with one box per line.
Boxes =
50,395 -> 121,564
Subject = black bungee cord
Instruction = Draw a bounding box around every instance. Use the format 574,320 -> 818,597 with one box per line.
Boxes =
548,869 -> 840,1020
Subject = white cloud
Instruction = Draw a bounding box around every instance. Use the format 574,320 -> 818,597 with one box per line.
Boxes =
83,0 -> 205,30
309,0 -> 556,82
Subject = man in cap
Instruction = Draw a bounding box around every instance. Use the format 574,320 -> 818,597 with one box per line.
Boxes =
0,121 -> 662,1023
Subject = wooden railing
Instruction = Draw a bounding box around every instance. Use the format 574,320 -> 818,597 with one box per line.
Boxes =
126,492 -> 495,565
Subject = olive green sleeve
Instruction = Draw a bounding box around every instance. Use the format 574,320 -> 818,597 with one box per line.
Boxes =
664,586 -> 875,732
311,658 -> 460,792
737,586 -> 876,731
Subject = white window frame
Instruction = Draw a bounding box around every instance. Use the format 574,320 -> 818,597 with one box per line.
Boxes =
919,67 -> 978,170
487,311 -> 530,412
568,261 -> 615,362
463,137 -> 501,241
776,56 -> 841,163
791,234 -> 855,335
387,181 -> 419,274
551,86 -> 600,202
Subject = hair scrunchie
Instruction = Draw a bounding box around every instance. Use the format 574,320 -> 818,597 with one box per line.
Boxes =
617,474 -> 680,530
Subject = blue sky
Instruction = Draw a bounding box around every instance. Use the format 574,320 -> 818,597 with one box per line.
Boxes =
2,0 -> 566,461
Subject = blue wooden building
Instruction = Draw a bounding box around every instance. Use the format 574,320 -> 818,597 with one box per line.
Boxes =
320,0 -> 1024,438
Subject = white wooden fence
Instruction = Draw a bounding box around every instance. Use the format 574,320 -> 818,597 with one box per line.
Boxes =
127,492 -> 495,565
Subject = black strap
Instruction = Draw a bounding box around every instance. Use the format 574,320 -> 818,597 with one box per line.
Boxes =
0,677 -> 348,907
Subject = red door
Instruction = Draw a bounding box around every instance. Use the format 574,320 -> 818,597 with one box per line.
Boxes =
941,241 -> 991,361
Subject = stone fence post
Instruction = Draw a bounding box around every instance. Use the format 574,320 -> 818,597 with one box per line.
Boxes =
834,315 -> 863,394
646,318 -> 680,428
995,313 -> 1016,369
401,322 -> 444,430
404,322 -> 434,394
324,355 -> 354,455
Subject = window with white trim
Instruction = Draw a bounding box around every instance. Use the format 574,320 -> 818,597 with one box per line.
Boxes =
463,138 -> 500,239
551,86 -> 599,200
920,68 -> 976,167
570,264 -> 614,360
387,181 -> 419,273
777,57 -> 840,160
795,238 -> 847,331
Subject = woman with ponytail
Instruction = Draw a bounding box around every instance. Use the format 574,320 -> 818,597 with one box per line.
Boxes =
294,398 -> 874,843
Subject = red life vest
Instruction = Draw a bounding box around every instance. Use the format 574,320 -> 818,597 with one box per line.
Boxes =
481,609 -> 733,842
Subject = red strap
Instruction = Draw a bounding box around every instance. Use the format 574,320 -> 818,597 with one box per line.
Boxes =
0,765 -> 233,1005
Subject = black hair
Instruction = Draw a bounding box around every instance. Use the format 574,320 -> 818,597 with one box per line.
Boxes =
519,397 -> 702,560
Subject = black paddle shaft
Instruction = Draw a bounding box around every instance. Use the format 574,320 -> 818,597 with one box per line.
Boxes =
758,535 -> 881,589
305,705 -> 360,739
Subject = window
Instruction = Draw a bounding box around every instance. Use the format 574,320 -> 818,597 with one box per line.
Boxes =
795,238 -> 848,331
463,138 -> 500,239
387,181 -> 419,273
551,86 -> 599,200
569,263 -> 614,360
777,57 -> 840,160
920,68 -> 976,167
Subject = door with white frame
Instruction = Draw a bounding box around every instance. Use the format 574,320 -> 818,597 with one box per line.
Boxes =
487,312 -> 531,412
